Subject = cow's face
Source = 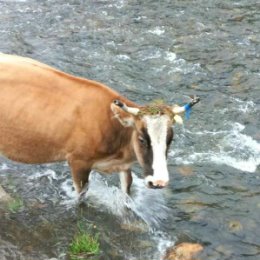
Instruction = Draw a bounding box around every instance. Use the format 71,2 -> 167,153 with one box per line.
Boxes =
111,97 -> 200,189
132,113 -> 174,188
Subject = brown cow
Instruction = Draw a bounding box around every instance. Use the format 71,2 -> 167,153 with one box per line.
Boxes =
0,54 -> 199,196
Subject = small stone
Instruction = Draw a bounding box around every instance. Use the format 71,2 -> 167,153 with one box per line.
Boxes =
177,166 -> 193,176
163,242 -> 203,260
215,245 -> 233,258
30,202 -> 47,209
228,220 -> 243,232
191,84 -> 199,90
229,15 -> 246,22
138,240 -> 154,249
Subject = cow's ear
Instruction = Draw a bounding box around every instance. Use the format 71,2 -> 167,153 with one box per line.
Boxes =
111,102 -> 135,127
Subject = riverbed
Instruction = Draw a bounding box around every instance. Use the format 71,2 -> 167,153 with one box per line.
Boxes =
0,0 -> 260,259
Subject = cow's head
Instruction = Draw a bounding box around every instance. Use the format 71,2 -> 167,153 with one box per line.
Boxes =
111,97 -> 200,189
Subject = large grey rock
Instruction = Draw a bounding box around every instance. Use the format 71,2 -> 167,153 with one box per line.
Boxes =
0,238 -> 50,260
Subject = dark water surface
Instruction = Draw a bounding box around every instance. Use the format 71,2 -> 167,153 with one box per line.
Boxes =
0,0 -> 260,259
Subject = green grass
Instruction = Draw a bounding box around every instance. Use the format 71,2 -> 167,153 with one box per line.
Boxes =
7,197 -> 24,213
69,223 -> 100,260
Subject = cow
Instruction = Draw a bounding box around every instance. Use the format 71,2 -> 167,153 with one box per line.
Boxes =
0,53 -> 200,197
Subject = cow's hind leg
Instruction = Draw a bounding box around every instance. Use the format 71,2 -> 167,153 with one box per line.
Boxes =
119,169 -> 133,194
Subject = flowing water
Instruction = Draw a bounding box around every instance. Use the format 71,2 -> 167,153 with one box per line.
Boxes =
0,0 -> 260,259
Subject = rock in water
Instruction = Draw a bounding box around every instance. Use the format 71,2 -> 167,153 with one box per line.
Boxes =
163,242 -> 203,260
0,185 -> 13,203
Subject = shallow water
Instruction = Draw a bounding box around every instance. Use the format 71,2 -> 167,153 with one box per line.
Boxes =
0,0 -> 260,259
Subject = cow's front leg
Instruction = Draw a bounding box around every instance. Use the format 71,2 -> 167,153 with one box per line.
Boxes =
119,169 -> 133,194
72,165 -> 91,196
67,156 -> 91,196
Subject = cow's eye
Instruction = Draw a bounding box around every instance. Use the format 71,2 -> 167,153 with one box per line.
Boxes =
138,136 -> 147,146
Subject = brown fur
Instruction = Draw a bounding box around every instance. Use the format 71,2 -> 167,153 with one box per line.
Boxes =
0,54 -> 139,193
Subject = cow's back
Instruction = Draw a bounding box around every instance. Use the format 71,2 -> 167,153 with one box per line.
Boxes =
0,54 -> 123,164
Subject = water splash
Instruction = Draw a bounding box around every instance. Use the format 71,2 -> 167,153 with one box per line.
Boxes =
61,173 -> 172,228
59,172 -> 175,258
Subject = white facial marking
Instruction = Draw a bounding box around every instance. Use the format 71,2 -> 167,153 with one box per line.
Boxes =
144,115 -> 169,183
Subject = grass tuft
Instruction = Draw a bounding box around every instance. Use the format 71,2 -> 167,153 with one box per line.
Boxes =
7,197 -> 24,213
69,223 -> 100,260
149,98 -> 165,106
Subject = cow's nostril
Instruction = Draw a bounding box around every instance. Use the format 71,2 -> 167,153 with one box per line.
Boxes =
146,180 -> 160,189
147,181 -> 164,189
148,181 -> 153,188
151,184 -> 163,189
152,180 -> 168,188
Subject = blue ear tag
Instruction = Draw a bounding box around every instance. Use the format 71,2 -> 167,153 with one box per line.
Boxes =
184,103 -> 192,119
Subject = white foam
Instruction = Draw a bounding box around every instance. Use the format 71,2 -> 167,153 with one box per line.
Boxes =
230,97 -> 256,113
175,152 -> 259,173
157,235 -> 175,260
211,154 -> 259,173
148,27 -> 165,36
187,129 -> 230,136
0,163 -> 9,170
167,58 -> 203,75
116,54 -> 130,61
3,0 -> 27,2
28,169 -> 58,181
108,0 -> 125,9
126,175 -> 171,227
60,178 -> 78,207
141,50 -> 162,61
165,51 -> 177,62
171,122 -> 260,173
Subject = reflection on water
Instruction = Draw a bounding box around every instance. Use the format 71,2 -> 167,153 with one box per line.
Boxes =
0,0 -> 260,259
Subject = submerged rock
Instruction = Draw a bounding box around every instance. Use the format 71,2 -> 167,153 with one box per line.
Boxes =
0,238 -> 50,260
0,185 -> 13,203
120,220 -> 148,233
163,242 -> 203,260
176,166 -> 194,176
228,220 -> 243,232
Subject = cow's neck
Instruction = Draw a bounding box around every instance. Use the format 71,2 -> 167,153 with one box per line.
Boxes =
92,127 -> 136,173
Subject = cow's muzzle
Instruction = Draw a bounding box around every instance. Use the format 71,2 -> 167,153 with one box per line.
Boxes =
145,175 -> 169,189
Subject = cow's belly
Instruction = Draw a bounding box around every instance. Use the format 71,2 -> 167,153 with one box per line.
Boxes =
0,142 -> 65,164
0,124 -> 65,164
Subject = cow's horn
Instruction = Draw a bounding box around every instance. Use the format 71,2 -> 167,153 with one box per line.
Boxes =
172,105 -> 186,114
172,96 -> 200,114
113,99 -> 140,115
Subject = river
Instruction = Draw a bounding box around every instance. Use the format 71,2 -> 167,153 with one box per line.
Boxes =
0,0 -> 260,259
